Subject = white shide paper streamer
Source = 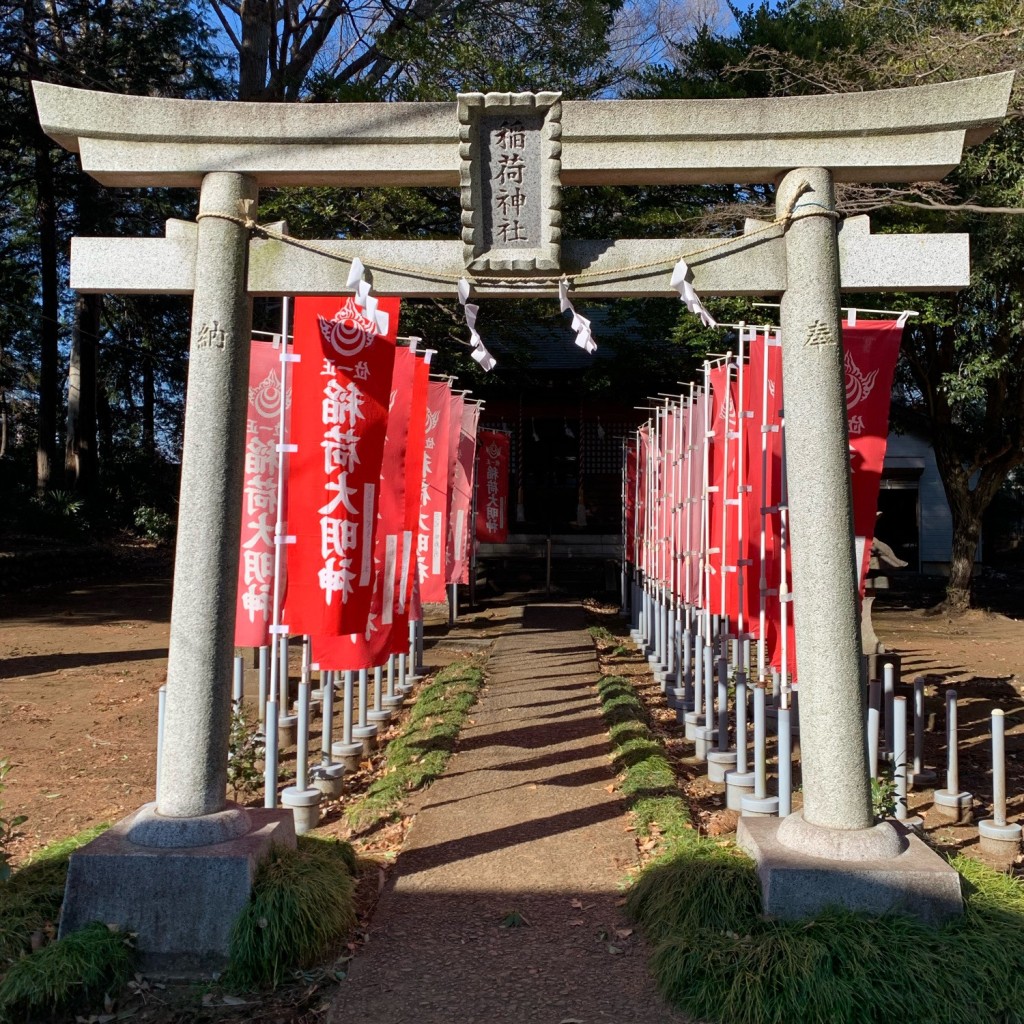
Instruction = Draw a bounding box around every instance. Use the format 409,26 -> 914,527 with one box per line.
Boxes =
457,278 -> 497,372
671,258 -> 717,329
558,279 -> 597,354
345,257 -> 391,336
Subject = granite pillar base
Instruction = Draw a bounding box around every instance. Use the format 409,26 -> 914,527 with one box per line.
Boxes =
737,814 -> 962,926
59,804 -> 295,973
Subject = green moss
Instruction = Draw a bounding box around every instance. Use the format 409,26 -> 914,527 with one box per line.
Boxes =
595,675 -> 692,850
346,660 -> 485,832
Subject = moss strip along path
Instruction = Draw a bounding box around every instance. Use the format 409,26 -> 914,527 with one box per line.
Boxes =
328,603 -> 682,1024
346,661 -> 486,834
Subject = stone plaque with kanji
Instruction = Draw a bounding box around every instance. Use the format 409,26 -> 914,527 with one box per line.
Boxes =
458,91 -> 561,273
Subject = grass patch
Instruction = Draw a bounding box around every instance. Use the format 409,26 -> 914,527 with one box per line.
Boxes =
587,624 -> 629,656
346,659 -> 485,833
595,675 -> 691,849
598,678 -> 1024,1023
226,835 -> 359,990
0,922 -> 135,1022
636,853 -> 1024,1024
0,824 -> 108,970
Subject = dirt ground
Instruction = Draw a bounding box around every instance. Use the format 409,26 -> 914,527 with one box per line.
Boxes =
2,567 -> 1024,1024
2,569 -> 1023,866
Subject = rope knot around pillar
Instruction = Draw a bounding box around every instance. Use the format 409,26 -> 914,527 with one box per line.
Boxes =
788,201 -> 841,222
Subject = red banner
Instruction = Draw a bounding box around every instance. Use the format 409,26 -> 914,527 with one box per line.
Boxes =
417,381 -> 452,603
656,411 -> 672,589
767,320 -> 903,678
742,333 -> 785,669
401,355 -> 431,628
477,430 -> 511,544
448,402 -> 479,585
623,438 -> 637,565
636,426 -> 649,578
443,393 -> 464,588
686,395 -> 705,604
707,365 -> 740,619
234,340 -> 289,647
847,321 -> 903,588
283,295 -> 400,637
314,343 -> 420,670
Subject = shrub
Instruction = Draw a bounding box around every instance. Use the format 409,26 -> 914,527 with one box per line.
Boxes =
225,836 -> 358,990
132,505 -> 175,543
0,922 -> 135,1022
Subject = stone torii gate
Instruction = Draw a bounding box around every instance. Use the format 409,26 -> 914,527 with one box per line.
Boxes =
34,73 -> 1012,965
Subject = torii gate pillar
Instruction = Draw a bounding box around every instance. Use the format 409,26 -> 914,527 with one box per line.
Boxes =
736,167 -> 962,922
777,166 -> 875,834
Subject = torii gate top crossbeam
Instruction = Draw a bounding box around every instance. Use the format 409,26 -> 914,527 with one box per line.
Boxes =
34,74 -> 1012,188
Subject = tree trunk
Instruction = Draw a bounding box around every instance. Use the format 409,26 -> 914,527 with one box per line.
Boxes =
945,501 -> 980,614
0,387 -> 8,461
96,371 -> 112,465
141,346 -> 155,458
25,0 -> 60,495
238,0 -> 271,100
65,293 -> 101,492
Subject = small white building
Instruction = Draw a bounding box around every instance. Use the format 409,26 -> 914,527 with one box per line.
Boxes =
880,431 -> 978,575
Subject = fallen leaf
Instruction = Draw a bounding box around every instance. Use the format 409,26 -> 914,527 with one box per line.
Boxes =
222,994 -> 248,1006
615,928 -> 633,939
568,918 -> 585,927
570,898 -> 584,909
604,784 -> 616,794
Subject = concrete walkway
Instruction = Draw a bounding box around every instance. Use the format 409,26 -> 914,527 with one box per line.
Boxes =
329,602 -> 682,1024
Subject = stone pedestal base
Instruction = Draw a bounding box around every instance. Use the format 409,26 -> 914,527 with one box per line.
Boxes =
331,741 -> 363,772
725,770 -> 756,811
59,805 -> 295,973
277,716 -> 298,748
367,709 -> 393,725
741,794 -> 779,817
694,726 -> 717,760
910,769 -> 937,788
683,711 -> 702,741
737,814 -> 962,926
281,786 -> 322,834
933,789 -> 973,824
311,764 -> 345,799
978,819 -> 1022,857
707,750 -> 737,784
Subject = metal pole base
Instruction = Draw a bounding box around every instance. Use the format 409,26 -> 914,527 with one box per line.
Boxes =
281,786 -> 322,835
311,763 -> 345,799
